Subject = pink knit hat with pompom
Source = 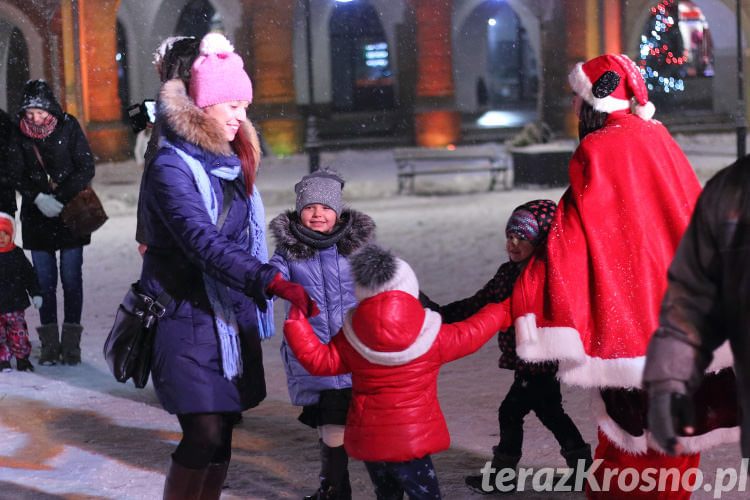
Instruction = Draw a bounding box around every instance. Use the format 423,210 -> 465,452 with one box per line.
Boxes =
189,33 -> 253,108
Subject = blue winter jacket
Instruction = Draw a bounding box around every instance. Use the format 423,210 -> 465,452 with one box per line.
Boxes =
138,79 -> 277,414
269,209 -> 375,405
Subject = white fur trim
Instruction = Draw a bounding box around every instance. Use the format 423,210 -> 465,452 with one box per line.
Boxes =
354,258 -> 420,302
515,313 -> 730,389
634,101 -> 656,120
199,32 -> 234,55
568,61 -> 630,114
592,391 -> 740,454
342,308 -> 441,366
707,341 -> 734,372
153,36 -> 191,67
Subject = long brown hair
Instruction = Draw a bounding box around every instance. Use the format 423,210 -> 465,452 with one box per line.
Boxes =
232,122 -> 260,195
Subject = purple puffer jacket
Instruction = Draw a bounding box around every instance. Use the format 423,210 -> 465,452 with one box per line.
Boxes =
138,79 -> 278,414
269,209 -> 375,405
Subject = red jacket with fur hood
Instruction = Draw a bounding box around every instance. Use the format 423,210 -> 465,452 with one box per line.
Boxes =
283,290 -> 510,462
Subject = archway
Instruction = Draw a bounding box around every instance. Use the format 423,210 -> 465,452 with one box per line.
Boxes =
453,0 -> 538,113
1,24 -> 29,114
175,0 -> 223,38
116,20 -> 130,122
329,0 -> 395,111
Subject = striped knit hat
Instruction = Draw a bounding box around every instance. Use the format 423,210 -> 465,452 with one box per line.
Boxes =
505,199 -> 557,245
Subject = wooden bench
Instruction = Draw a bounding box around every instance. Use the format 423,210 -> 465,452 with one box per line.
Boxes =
393,145 -> 511,194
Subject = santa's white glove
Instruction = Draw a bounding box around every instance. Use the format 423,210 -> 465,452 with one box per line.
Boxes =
34,193 -> 64,217
32,296 -> 43,309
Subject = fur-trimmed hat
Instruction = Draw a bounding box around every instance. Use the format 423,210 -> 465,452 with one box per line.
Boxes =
568,54 -> 655,120
189,33 -> 253,108
350,245 -> 419,302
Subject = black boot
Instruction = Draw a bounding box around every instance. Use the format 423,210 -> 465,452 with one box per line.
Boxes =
163,458 -> 207,500
304,441 -> 351,500
465,450 -> 520,495
61,323 -> 83,365
36,324 -> 60,366
560,443 -> 593,490
16,357 -> 34,372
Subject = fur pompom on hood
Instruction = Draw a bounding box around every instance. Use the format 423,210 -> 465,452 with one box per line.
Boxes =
349,244 -> 420,302
158,78 -> 259,162
269,208 -> 375,261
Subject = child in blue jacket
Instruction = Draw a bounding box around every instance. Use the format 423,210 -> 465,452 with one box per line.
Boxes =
269,168 -> 375,500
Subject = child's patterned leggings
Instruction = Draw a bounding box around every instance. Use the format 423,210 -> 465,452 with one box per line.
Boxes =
0,311 -> 31,361
364,455 -> 441,500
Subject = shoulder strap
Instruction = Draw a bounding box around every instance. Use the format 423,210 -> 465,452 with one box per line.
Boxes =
32,144 -> 56,189
217,180 -> 236,229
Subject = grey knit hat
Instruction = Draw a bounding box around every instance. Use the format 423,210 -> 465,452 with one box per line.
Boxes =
295,168 -> 345,216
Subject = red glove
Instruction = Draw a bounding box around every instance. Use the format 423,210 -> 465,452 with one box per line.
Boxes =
266,273 -> 320,317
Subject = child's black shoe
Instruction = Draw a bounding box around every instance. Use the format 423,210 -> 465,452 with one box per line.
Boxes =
0,360 -> 11,372
16,357 -> 34,372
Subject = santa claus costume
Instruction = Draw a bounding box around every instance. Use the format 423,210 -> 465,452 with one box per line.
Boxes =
510,54 -> 738,498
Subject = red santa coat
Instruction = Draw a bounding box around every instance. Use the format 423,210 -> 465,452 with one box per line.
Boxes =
283,290 -> 510,463
511,111 -> 737,452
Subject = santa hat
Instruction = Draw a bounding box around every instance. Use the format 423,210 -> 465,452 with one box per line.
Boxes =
189,33 -> 253,108
568,54 -> 656,120
350,245 -> 419,302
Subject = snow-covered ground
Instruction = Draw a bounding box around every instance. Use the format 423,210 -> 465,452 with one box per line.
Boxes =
0,132 -> 744,499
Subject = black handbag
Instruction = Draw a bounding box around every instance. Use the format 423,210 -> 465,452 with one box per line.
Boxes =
103,282 -> 171,388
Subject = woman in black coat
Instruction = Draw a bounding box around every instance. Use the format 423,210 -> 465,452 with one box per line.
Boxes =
8,80 -> 94,366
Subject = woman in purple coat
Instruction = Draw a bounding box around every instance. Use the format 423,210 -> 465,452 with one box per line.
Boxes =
139,33 -> 312,499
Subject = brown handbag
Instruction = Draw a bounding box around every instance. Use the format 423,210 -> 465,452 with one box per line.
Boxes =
33,144 -> 108,236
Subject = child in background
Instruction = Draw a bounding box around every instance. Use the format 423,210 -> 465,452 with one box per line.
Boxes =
269,168 -> 376,500
283,244 -> 511,500
0,213 -> 42,372
425,200 -> 591,493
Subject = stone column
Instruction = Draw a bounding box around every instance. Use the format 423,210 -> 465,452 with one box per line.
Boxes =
78,0 -> 129,160
411,0 -> 460,147
247,0 -> 303,156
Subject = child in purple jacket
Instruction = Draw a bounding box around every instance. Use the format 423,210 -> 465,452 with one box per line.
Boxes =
269,168 -> 375,500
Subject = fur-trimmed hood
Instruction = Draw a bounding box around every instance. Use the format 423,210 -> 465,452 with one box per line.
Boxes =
269,208 -> 375,261
158,78 -> 260,163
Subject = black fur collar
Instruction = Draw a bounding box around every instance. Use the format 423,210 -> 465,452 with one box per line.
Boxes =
269,208 -> 376,261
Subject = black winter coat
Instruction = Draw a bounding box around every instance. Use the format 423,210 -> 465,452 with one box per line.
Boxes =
644,156 -> 750,456
437,260 -> 557,375
8,83 -> 95,251
0,247 -> 40,314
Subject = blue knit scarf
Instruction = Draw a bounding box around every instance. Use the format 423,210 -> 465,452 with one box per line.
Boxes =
249,185 -> 275,339
164,139 -> 243,380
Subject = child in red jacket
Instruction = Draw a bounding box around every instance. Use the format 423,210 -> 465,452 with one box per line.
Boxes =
283,244 -> 510,499
0,213 -> 42,372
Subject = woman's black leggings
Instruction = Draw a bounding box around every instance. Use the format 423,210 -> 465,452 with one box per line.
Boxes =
173,412 -> 238,469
